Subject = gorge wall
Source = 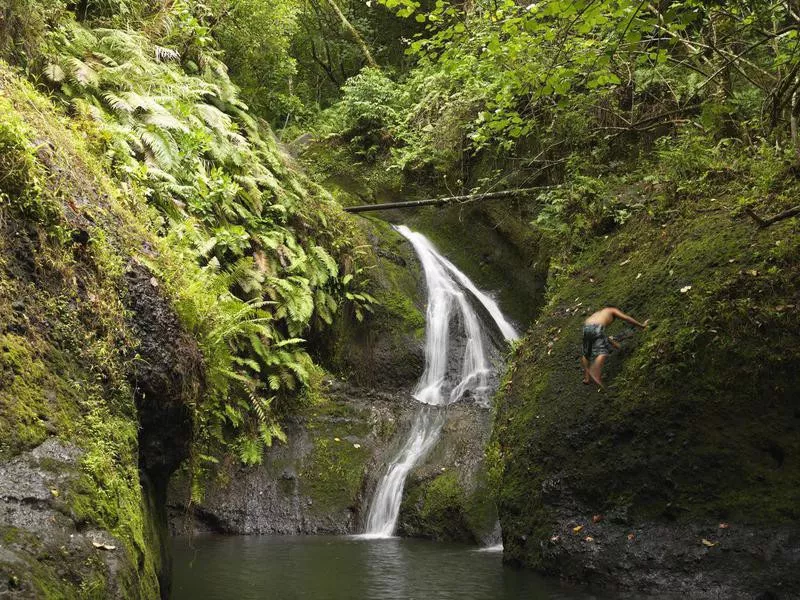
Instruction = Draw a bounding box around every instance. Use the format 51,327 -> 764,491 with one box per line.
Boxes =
167,220 -> 503,545
0,65 -> 199,599
492,197 -> 800,598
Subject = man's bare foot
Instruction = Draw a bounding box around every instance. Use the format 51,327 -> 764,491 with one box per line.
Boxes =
589,371 -> 604,389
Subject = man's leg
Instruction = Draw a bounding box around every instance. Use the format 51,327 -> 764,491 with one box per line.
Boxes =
580,356 -> 591,384
589,354 -> 608,389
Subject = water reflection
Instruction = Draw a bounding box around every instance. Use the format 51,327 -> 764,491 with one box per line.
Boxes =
171,535 -> 633,600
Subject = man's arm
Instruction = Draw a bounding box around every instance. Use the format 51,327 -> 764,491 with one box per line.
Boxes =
611,308 -> 649,329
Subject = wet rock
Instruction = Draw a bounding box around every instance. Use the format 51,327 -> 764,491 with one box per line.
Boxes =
0,440 -> 129,598
123,261 -> 202,597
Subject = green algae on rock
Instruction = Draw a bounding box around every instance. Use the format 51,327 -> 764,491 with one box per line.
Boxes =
493,194 -> 800,597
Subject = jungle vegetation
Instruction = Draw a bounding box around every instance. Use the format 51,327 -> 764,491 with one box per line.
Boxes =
3,0 -> 800,475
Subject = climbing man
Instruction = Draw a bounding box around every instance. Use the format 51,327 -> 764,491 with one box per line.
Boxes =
581,307 -> 649,389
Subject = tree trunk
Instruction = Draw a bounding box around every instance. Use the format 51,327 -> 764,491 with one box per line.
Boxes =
343,187 -> 549,213
323,0 -> 377,68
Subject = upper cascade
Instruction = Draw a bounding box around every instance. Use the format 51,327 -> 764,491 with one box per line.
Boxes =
394,225 -> 518,407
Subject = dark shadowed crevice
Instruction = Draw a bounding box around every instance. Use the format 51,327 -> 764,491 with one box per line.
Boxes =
124,262 -> 204,599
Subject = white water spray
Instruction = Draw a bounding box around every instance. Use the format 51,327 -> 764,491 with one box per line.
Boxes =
362,226 -> 517,538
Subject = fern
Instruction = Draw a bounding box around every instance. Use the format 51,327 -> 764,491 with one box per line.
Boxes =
136,126 -> 180,169
259,423 -> 286,448
41,11 -> 379,469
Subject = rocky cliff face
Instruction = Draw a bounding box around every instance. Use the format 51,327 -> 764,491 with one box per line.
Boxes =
0,67 -> 200,598
168,384 -> 413,535
492,202 -> 800,598
168,382 -> 501,542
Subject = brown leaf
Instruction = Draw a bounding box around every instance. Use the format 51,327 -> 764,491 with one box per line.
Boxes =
592,514 -> 603,524
701,538 -> 717,547
627,533 -> 635,541
718,523 -> 730,529
92,541 -> 117,551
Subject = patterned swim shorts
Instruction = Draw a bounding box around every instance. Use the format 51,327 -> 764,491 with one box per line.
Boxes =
582,324 -> 612,360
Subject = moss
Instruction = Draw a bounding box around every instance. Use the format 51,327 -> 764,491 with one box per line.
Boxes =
0,63 -> 173,599
0,106 -> 59,225
317,215 -> 426,387
494,185 -> 800,569
298,399 -> 374,515
400,470 -> 488,543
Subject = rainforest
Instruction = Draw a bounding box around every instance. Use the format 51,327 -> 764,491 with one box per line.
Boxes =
0,0 -> 798,598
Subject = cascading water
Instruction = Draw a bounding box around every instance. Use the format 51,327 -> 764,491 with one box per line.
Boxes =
362,225 -> 518,538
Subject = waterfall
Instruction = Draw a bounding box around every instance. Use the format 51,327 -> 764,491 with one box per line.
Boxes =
362,225 -> 518,538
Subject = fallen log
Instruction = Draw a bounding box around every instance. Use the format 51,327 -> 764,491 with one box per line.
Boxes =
342,187 -> 549,214
745,204 -> 800,228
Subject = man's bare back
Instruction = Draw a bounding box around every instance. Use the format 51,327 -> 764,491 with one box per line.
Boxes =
585,307 -> 647,329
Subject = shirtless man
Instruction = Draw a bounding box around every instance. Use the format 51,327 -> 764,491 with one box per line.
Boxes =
581,307 -> 649,388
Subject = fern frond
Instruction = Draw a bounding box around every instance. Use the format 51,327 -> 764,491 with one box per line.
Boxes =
195,103 -> 232,132
154,45 -> 180,62
136,126 -> 180,170
67,56 -> 99,87
312,246 -> 339,278
143,111 -> 190,133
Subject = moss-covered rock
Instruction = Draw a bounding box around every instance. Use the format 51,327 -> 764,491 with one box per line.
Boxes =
398,405 -> 500,544
0,64 -> 201,599
167,382 -> 412,535
493,193 -> 800,596
313,216 -> 426,390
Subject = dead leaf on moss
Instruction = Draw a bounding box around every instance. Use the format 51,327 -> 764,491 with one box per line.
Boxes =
701,538 -> 718,547
572,525 -> 583,534
92,541 -> 116,551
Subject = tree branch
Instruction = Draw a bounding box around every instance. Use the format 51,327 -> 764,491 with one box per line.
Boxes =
745,204 -> 800,227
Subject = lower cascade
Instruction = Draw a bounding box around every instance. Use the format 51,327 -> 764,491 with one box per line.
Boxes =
363,225 -> 518,538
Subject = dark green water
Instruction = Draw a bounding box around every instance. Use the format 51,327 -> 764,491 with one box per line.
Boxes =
171,535 -> 627,600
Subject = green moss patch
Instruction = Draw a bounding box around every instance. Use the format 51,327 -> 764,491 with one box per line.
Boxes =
494,194 -> 800,569
299,400 -> 375,515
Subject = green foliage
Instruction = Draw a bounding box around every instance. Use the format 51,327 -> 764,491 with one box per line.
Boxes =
0,0 -> 67,67
10,2 -> 377,466
321,67 -> 405,159
316,0 -> 800,205
209,0 -> 305,124
0,108 -> 60,225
